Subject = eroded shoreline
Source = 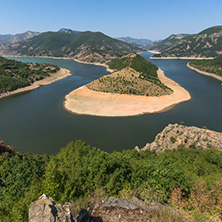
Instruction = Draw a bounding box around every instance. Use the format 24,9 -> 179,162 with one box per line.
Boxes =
187,62 -> 222,81
64,68 -> 191,117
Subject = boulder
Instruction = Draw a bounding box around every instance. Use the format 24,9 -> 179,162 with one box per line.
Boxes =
29,194 -> 74,222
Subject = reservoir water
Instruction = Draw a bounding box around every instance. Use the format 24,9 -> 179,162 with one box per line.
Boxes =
1,52 -> 222,154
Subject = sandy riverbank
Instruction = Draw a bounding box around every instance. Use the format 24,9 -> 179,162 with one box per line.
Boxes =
187,62 -> 222,81
147,50 -> 161,54
73,58 -> 115,73
0,68 -> 71,99
64,68 -> 191,117
151,56 -> 214,60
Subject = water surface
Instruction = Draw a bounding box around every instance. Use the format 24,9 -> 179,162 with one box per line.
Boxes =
0,53 -> 221,154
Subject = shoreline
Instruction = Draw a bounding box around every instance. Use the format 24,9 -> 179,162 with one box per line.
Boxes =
73,58 -> 115,73
0,68 -> 71,99
64,68 -> 191,117
150,56 -> 214,60
147,50 -> 161,54
3,54 -> 115,73
187,62 -> 222,81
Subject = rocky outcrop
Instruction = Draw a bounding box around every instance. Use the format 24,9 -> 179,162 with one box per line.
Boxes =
29,194 -> 74,222
136,123 -> 222,153
88,197 -> 188,222
29,195 -> 188,222
0,140 -> 14,155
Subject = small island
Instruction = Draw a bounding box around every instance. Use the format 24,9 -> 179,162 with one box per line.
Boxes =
64,54 -> 191,117
0,57 -> 71,99
187,57 -> 222,81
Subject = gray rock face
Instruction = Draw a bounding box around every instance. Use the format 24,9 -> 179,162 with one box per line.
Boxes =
137,123 -> 222,153
89,197 -> 188,222
29,194 -> 74,222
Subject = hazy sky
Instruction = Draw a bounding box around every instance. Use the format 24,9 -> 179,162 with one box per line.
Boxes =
0,0 -> 221,40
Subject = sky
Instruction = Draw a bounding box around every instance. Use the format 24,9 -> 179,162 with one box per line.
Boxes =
0,0 -> 221,41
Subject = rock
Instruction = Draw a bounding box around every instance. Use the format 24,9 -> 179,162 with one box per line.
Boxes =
88,197 -> 188,222
29,194 -> 74,222
138,123 -> 222,153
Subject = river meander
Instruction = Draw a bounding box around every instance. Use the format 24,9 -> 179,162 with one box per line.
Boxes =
1,52 -> 221,154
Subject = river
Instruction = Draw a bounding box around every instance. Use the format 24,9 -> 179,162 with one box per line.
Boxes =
0,52 -> 221,154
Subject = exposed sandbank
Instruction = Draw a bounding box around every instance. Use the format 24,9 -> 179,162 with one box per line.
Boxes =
147,50 -> 161,54
64,68 -> 191,117
151,56 -> 214,60
187,62 -> 222,81
0,68 -> 71,99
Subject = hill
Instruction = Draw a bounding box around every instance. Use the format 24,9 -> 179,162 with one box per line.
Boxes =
153,26 -> 222,58
188,56 -> 222,78
148,33 -> 193,52
0,57 -> 60,94
0,31 -> 40,46
87,54 -> 172,96
1,124 -> 222,221
1,31 -> 141,63
118,37 -> 153,49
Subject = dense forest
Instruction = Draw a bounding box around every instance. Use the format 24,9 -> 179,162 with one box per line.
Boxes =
0,57 -> 60,94
1,136 -> 222,221
189,57 -> 222,77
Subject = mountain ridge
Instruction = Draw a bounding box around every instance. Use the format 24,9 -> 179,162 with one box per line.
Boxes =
152,25 -> 222,58
1,31 -> 141,63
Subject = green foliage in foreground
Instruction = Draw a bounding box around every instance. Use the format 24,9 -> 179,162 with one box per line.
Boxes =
190,57 -> 222,77
0,57 -> 60,93
1,141 -> 222,221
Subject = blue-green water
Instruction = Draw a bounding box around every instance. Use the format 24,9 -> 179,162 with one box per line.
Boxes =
0,53 -> 221,154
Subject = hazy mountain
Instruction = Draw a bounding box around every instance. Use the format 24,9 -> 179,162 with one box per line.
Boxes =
2,31 -> 141,63
148,33 -> 193,52
0,34 -> 12,41
118,37 -> 153,49
58,28 -> 80,34
0,31 -> 40,46
153,26 -> 222,58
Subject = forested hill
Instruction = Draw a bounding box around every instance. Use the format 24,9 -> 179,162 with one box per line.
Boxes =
152,26 -> 222,58
0,57 -> 59,94
1,31 -> 141,63
1,123 -> 222,221
189,56 -> 222,77
87,54 -> 173,96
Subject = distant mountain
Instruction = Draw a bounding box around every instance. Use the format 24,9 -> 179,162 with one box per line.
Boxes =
58,28 -> 80,34
118,37 -> 153,49
0,34 -> 12,41
153,26 -> 222,58
148,33 -> 193,52
2,31 -> 141,63
0,31 -> 40,46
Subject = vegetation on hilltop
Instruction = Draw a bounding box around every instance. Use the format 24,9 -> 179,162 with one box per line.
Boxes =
0,57 -> 60,94
189,57 -> 222,77
3,31 -> 141,63
87,54 -> 173,96
1,135 -> 222,221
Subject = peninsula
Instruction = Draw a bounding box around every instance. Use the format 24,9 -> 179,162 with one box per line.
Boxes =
0,57 -> 71,99
64,54 -> 191,116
